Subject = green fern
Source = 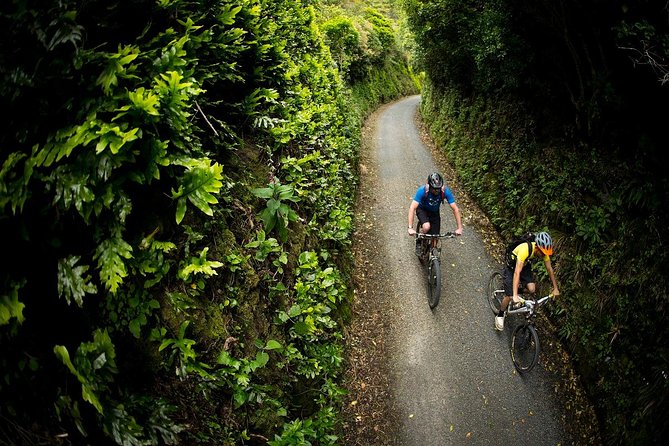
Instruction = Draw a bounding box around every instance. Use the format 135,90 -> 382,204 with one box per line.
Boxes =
117,87 -> 161,118
96,44 -> 140,96
0,152 -> 30,214
154,71 -> 203,131
53,329 -> 118,414
94,122 -> 141,155
94,226 -> 134,294
171,158 -> 224,224
178,247 -> 223,281
57,256 -> 98,307
0,281 -> 26,326
158,320 -> 207,378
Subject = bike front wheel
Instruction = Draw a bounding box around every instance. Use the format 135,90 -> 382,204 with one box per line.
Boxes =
511,323 -> 540,373
427,257 -> 441,309
486,272 -> 504,314
418,238 -> 429,263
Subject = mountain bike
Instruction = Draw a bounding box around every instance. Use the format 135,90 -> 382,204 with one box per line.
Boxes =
486,272 -> 553,373
415,232 -> 456,309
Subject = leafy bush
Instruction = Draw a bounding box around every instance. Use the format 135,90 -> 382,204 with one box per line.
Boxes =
321,16 -> 361,80
252,181 -> 300,243
0,0 -> 416,444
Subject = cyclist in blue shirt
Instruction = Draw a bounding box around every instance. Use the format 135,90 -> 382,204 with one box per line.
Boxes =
407,172 -> 463,255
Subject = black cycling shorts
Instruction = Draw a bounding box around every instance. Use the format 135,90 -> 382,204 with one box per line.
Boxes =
503,264 -> 534,296
416,207 -> 440,234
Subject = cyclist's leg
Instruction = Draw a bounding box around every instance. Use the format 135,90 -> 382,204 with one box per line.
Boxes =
495,267 -> 513,330
416,207 -> 431,234
415,208 -> 430,255
519,265 -> 535,295
500,267 -> 514,312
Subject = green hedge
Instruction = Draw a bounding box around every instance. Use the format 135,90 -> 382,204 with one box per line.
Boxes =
0,0 -> 417,444
419,81 -> 668,445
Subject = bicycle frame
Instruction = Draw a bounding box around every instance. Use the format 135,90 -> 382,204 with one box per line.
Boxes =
415,232 -> 455,261
486,271 -> 554,372
414,232 -> 456,309
505,294 -> 551,319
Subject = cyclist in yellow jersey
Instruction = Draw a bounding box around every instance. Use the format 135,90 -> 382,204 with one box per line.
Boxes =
495,232 -> 560,330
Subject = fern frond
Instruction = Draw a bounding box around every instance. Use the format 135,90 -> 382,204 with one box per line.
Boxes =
94,227 -> 133,294
171,158 -> 224,224
178,247 -> 224,281
0,281 -> 26,326
57,256 -> 98,307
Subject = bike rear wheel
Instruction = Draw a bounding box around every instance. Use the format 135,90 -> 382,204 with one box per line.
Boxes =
427,257 -> 441,309
486,272 -> 504,314
511,323 -> 540,373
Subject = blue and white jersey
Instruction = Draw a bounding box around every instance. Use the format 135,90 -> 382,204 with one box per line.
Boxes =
413,184 -> 455,213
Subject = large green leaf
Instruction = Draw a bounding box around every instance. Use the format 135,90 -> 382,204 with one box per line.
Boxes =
171,158 -> 224,224
0,281 -> 26,326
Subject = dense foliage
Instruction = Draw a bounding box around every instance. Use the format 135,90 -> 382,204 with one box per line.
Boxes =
403,0 -> 668,444
0,0 -> 417,444
318,0 -> 420,114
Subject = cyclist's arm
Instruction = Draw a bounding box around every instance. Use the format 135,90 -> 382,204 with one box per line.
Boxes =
512,258 -> 524,301
407,200 -> 419,233
449,202 -> 463,235
544,257 -> 560,297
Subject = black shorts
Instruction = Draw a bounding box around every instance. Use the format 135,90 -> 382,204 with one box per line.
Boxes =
503,264 -> 535,296
416,207 -> 440,234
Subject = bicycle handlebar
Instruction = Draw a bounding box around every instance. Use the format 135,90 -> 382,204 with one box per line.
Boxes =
414,232 -> 457,239
505,294 -> 553,316
514,294 -> 553,313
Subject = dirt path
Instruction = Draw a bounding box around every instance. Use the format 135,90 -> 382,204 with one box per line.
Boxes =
341,95 -> 601,445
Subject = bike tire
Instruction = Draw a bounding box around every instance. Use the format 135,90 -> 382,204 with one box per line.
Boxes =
511,324 -> 540,373
427,257 -> 441,309
486,272 -> 504,314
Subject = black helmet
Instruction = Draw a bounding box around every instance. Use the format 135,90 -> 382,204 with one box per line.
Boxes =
428,172 -> 443,189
